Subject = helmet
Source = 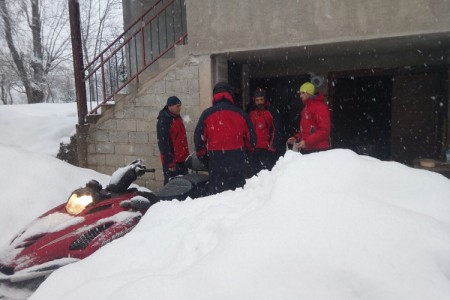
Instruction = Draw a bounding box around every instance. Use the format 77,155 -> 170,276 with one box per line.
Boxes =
299,82 -> 315,95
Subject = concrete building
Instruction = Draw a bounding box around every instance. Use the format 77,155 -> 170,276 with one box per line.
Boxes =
78,0 -> 450,189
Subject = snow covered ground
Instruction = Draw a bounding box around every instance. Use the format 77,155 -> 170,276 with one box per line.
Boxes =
0,103 -> 449,300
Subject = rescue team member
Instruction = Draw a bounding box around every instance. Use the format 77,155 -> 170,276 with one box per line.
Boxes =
287,82 -> 330,153
249,87 -> 282,174
194,82 -> 256,195
157,96 -> 189,184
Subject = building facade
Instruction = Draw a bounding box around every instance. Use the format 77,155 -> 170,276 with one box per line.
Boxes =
81,0 -> 450,188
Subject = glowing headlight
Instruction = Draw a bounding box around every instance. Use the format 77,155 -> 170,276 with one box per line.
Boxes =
66,193 -> 94,215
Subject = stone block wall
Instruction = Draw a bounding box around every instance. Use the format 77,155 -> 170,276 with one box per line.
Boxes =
85,54 -> 205,190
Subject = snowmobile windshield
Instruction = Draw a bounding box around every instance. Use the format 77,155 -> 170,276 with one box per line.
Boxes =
65,193 -> 94,215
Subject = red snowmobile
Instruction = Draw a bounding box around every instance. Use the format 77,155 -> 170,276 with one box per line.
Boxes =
0,157 -> 208,295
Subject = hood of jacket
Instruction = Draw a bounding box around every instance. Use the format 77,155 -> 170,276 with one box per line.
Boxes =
212,91 -> 235,106
303,92 -> 325,106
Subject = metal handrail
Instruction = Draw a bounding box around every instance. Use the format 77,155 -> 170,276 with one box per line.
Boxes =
82,0 -> 187,118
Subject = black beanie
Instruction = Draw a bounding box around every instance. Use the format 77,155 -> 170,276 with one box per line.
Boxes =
213,82 -> 234,96
166,96 -> 181,106
254,87 -> 266,98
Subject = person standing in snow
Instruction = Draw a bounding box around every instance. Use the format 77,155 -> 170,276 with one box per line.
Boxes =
157,96 -> 189,185
287,82 -> 330,153
249,87 -> 282,175
194,82 -> 256,195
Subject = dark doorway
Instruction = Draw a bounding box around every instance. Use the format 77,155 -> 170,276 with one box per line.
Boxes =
390,68 -> 447,164
331,75 -> 393,160
249,75 -> 310,145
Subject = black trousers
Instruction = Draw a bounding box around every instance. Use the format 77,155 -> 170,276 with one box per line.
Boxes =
208,169 -> 246,195
250,149 -> 276,176
163,162 -> 188,185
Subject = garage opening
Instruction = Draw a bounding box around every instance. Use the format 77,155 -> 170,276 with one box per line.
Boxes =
248,74 -> 394,161
330,75 -> 393,160
228,60 -> 448,165
248,76 -> 309,144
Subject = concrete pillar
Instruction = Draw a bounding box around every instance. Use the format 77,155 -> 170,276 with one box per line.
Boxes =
76,124 -> 89,168
198,56 -> 213,111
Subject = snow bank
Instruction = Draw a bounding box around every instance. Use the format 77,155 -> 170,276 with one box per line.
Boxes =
31,150 -> 450,300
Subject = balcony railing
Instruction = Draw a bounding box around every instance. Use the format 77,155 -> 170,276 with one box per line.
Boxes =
80,0 -> 187,122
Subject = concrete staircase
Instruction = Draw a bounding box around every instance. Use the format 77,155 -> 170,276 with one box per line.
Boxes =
86,44 -> 189,125
82,43 -> 201,190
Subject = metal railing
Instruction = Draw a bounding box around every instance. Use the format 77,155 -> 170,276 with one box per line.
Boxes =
81,0 -> 187,120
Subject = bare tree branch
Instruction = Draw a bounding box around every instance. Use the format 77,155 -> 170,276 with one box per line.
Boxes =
0,0 -> 122,104
0,0 -> 33,102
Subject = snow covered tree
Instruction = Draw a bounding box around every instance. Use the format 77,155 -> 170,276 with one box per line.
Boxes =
0,0 -> 122,104
79,0 -> 122,66
0,0 -> 71,104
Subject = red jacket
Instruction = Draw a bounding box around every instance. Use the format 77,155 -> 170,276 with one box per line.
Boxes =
249,104 -> 280,151
157,107 -> 189,168
295,93 -> 330,151
194,92 -> 256,172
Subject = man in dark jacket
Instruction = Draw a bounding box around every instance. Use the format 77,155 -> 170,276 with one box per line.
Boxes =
194,82 -> 256,195
157,96 -> 189,184
249,87 -> 282,175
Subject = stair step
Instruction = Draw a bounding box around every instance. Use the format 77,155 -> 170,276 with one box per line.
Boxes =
139,45 -> 189,83
174,44 -> 188,58
99,102 -> 115,114
87,114 -> 102,124
86,44 -> 190,122
114,94 -> 127,103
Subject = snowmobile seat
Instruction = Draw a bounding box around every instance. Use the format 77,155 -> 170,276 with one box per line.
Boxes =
153,173 -> 208,201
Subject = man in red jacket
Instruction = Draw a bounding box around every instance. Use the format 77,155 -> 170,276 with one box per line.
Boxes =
194,82 -> 256,195
249,87 -> 281,175
287,82 -> 330,153
157,96 -> 189,184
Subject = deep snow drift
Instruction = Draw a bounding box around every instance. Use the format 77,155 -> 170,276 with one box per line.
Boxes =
33,150 -> 450,300
0,103 -> 449,300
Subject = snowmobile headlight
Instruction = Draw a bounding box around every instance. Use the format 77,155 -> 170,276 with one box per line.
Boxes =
66,193 -> 94,215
